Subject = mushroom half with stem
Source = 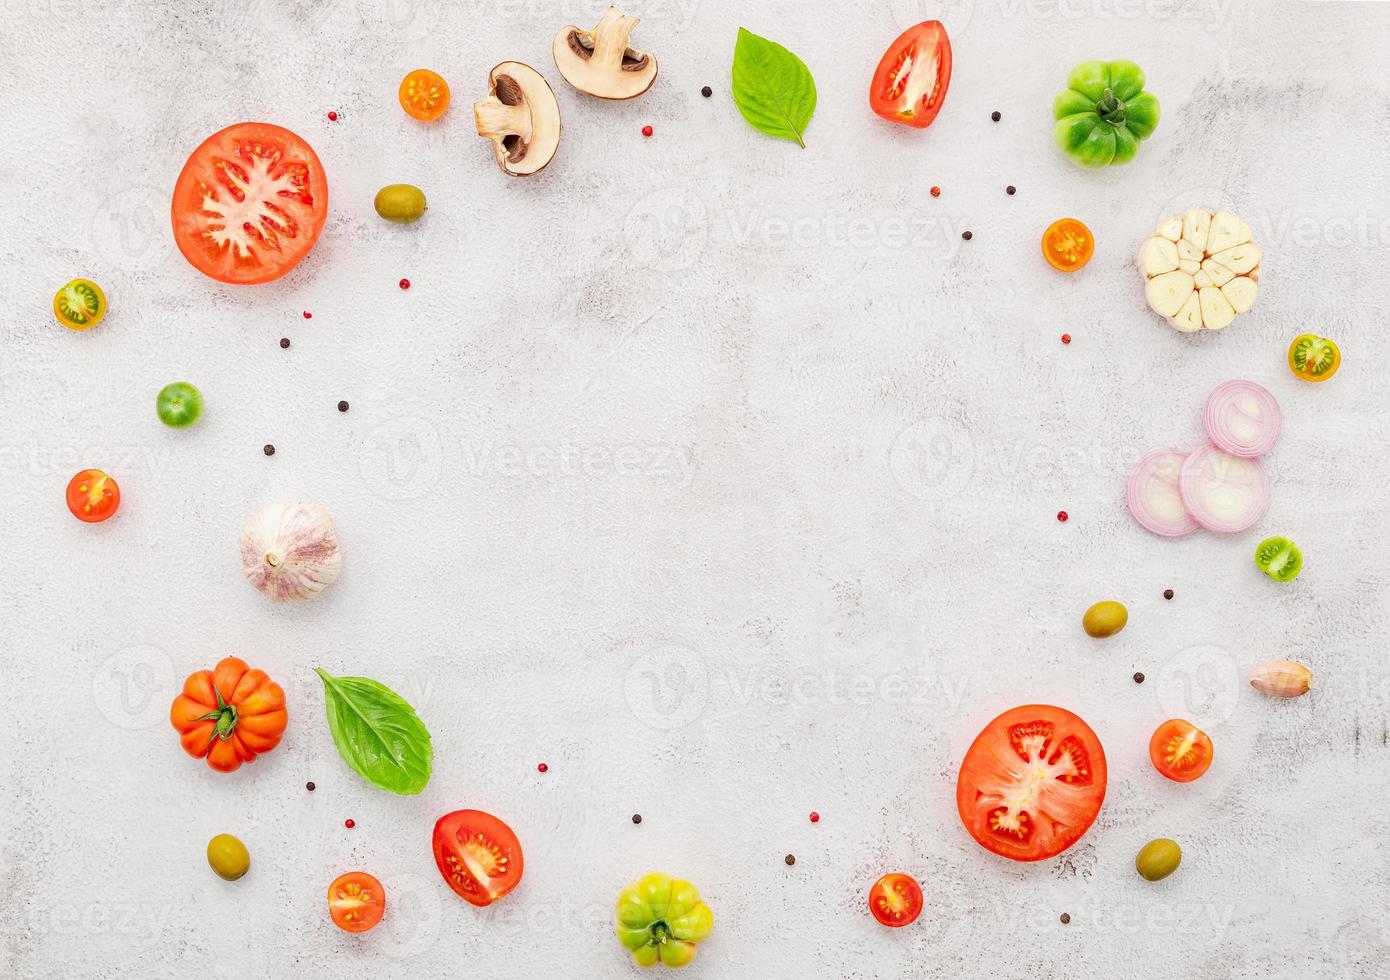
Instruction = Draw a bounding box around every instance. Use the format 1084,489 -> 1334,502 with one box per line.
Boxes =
552,6 -> 658,99
473,62 -> 561,176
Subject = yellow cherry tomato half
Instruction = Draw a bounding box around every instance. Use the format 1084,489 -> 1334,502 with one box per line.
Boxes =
1287,334 -> 1340,383
399,69 -> 450,121
1041,218 -> 1095,272
54,279 -> 107,330
67,469 -> 120,523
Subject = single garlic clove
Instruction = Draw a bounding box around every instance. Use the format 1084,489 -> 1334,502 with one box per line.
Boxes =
1249,659 -> 1312,698
240,502 -> 342,602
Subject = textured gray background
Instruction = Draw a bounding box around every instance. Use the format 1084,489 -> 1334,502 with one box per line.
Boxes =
2,0 -> 1388,977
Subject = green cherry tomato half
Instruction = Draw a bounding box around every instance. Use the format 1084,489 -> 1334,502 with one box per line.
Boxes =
1053,60 -> 1160,168
156,382 -> 204,428
207,834 -> 250,881
615,872 -> 713,968
54,278 -> 107,330
1255,536 -> 1302,582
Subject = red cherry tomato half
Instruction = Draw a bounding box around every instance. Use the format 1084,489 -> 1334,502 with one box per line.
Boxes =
869,873 -> 923,927
431,809 -> 524,906
869,21 -> 953,129
66,469 -> 120,523
956,704 -> 1107,862
328,871 -> 385,932
171,122 -> 328,285
1149,719 -> 1213,783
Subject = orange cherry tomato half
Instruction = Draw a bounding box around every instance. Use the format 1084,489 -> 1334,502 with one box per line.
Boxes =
956,704 -> 1107,862
1287,334 -> 1341,383
171,122 -> 329,285
1041,218 -> 1095,272
431,809 -> 524,906
328,871 -> 386,933
869,21 -> 952,129
869,873 -> 923,927
399,69 -> 450,121
66,469 -> 120,523
1149,719 -> 1213,783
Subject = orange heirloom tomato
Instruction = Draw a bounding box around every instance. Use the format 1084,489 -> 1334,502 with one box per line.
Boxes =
1042,218 -> 1094,272
399,69 -> 450,121
169,657 -> 287,773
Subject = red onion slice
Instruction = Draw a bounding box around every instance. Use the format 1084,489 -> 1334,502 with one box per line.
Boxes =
1178,445 -> 1269,533
1204,380 -> 1281,457
1127,448 -> 1199,537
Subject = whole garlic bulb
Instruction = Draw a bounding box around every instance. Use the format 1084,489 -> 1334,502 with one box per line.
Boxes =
240,502 -> 342,602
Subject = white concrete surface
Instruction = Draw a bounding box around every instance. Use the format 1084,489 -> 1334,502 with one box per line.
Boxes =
2,1 -> 1388,977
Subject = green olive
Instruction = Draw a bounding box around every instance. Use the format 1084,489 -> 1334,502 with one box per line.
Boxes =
207,833 -> 250,881
374,183 -> 427,223
1082,600 -> 1128,638
1135,838 -> 1181,881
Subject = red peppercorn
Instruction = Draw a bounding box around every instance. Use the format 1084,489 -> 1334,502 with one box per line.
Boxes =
1061,333 -> 1072,344
641,125 -> 653,137
809,811 -> 820,823
1057,511 -> 1069,522
537,763 -> 548,773
327,111 -> 338,121
344,819 -> 355,829
399,278 -> 410,290
930,186 -> 941,197
302,311 -> 312,319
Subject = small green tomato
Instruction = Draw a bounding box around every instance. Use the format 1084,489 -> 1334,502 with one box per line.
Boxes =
157,382 -> 204,428
1135,838 -> 1181,881
207,833 -> 250,881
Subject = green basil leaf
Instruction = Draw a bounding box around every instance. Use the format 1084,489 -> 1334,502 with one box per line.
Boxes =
314,668 -> 432,795
731,27 -> 816,147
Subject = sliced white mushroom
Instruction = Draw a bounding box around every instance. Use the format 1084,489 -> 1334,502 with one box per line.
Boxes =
473,62 -> 562,177
1158,216 -> 1184,242
1221,276 -> 1258,313
1201,258 -> 1237,287
1171,291 -> 1204,332
1209,242 -> 1260,275
1147,270 -> 1195,318
1198,286 -> 1236,330
552,6 -> 658,100
1140,236 -> 1179,276
1182,209 -> 1212,252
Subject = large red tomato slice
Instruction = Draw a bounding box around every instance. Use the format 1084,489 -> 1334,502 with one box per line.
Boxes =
956,705 -> 1107,862
869,21 -> 953,129
171,122 -> 328,284
431,809 -> 524,906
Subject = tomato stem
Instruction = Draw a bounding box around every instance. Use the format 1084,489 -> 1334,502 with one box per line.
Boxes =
200,688 -> 239,742
1096,88 -> 1126,125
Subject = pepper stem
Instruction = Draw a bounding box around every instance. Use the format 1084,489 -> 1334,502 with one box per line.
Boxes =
1096,88 -> 1126,125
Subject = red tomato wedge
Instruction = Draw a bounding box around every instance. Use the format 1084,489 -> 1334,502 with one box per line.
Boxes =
431,809 -> 524,906
171,122 -> 328,284
956,705 -> 1107,862
869,21 -> 952,129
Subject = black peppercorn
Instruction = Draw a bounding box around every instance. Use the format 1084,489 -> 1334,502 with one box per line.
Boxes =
306,781 -> 315,791
1060,912 -> 1071,924
337,400 -> 349,413
1006,185 -> 1016,195
1164,589 -> 1174,600
962,231 -> 973,241
1134,672 -> 1145,684
784,854 -> 795,866
701,86 -> 712,98
263,444 -> 275,456
991,111 -> 1001,122
631,814 -> 642,824
279,337 -> 290,349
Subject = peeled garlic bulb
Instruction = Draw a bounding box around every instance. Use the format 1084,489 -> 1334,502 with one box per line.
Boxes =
1249,659 -> 1312,698
1140,208 -> 1260,331
240,502 -> 342,602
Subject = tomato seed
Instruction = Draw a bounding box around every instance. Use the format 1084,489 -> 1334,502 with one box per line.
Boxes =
537,763 -> 548,773
399,278 -> 410,289
809,811 -> 820,823
263,445 -> 275,456
701,86 -> 712,98
302,311 -> 312,319
1164,589 -> 1174,600
327,111 -> 338,121
345,819 -> 355,829
306,781 -> 315,791
1061,333 -> 1072,344
631,814 -> 642,824
1060,913 -> 1071,924
279,337 -> 290,349
1057,510 -> 1068,522
784,854 -> 796,866
642,125 -> 653,137
991,110 -> 1002,122
930,186 -> 941,197
1133,672 -> 1145,684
